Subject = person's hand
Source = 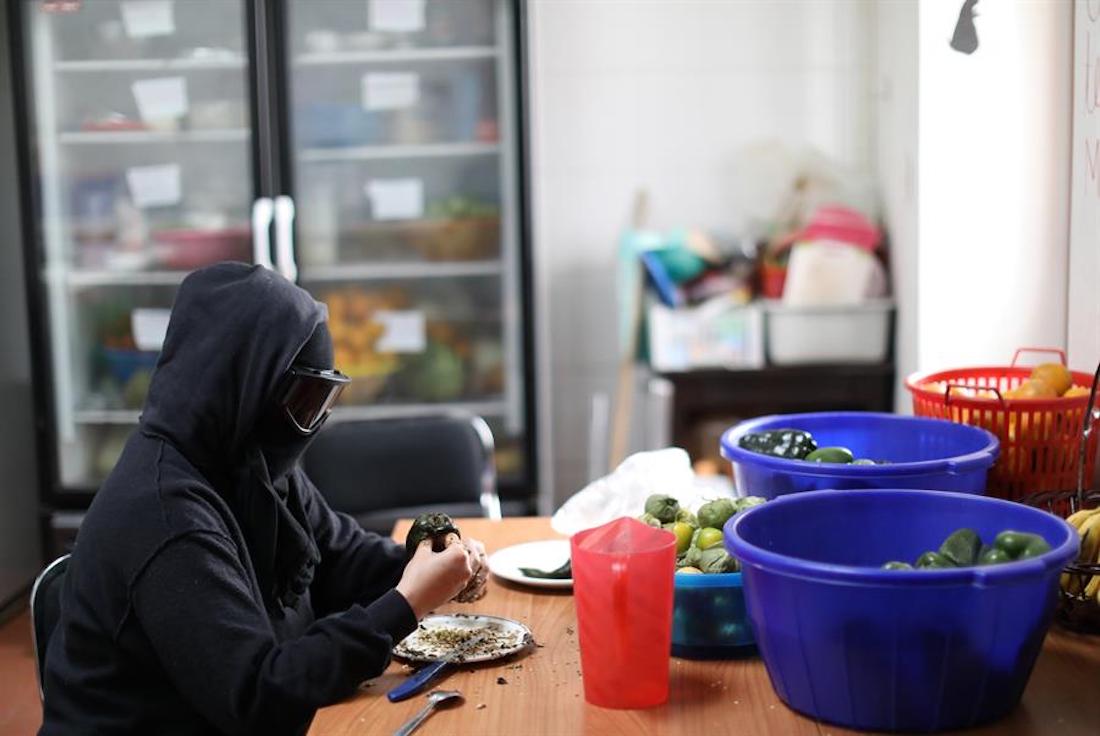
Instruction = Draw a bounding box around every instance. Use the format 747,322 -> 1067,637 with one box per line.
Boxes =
453,538 -> 488,603
395,539 -> 474,619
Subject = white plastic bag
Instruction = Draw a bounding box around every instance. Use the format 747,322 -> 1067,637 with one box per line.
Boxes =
551,448 -> 733,536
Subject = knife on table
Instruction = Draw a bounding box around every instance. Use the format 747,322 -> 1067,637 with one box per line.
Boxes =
387,633 -> 488,703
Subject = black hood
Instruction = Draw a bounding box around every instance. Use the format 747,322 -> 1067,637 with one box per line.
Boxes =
140,263 -> 327,610
141,262 -> 326,479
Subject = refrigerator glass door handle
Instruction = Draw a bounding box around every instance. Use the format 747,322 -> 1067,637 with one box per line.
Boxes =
252,197 -> 275,270
273,195 -> 298,282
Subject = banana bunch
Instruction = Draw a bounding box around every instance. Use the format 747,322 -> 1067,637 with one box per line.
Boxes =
1061,507 -> 1100,599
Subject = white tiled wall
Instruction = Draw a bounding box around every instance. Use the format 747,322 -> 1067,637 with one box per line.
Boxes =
528,0 -> 878,505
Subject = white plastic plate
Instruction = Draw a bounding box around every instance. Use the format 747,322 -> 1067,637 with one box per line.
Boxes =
487,539 -> 572,590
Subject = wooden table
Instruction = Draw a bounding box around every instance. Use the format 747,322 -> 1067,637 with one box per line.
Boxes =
310,518 -> 1100,736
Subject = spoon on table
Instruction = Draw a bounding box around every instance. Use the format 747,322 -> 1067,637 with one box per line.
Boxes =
393,690 -> 464,736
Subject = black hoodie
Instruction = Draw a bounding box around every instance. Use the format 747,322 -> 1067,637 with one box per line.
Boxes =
41,263 -> 417,735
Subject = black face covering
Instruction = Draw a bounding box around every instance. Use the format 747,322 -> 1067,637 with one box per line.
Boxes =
258,323 -> 335,480
141,263 -> 330,610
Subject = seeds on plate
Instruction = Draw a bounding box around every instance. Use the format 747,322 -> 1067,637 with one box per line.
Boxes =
394,621 -> 527,662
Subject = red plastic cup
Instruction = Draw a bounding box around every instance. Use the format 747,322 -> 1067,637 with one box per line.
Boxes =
571,517 -> 676,709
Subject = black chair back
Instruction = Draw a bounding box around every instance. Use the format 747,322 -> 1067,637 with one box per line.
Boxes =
303,414 -> 500,534
31,554 -> 70,699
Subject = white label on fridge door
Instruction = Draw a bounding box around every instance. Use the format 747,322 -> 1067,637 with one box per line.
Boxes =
132,77 -> 188,121
361,72 -> 420,111
131,308 -> 171,351
120,1 -> 175,38
375,310 -> 426,353
367,0 -> 426,32
365,178 -> 424,220
126,164 -> 181,208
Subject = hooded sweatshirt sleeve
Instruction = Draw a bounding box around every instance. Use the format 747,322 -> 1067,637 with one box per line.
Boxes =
130,529 -> 417,736
298,472 -> 412,616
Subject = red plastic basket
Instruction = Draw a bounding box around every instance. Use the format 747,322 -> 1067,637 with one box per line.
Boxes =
906,348 -> 1100,501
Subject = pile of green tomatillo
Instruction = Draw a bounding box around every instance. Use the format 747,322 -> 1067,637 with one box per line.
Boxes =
882,527 -> 1052,570
638,494 -> 766,574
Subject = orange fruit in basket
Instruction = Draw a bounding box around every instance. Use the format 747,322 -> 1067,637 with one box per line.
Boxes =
1005,379 -> 1058,400
953,386 -> 998,400
1064,385 -> 1091,398
1030,363 -> 1073,396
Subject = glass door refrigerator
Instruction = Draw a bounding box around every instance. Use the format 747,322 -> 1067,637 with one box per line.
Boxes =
11,0 -> 536,554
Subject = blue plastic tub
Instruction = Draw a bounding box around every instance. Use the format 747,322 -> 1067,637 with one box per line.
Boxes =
671,572 -> 755,658
720,412 -> 999,499
724,489 -> 1078,732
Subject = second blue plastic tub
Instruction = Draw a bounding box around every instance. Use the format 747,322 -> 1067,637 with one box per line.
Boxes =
724,489 -> 1078,732
721,412 -> 999,499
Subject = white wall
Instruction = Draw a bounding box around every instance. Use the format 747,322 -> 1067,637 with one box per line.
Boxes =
872,0 -> 919,412
529,0 -> 877,505
916,0 -> 1072,370
1069,1 -> 1100,369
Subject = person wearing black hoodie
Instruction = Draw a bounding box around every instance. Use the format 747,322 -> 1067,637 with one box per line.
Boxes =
40,263 -> 486,735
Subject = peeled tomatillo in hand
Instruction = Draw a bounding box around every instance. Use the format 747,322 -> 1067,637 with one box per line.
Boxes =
405,512 -> 461,561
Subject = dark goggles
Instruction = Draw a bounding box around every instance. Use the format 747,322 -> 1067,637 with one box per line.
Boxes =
278,365 -> 351,435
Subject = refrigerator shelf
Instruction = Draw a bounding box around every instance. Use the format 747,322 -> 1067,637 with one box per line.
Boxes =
299,141 -> 498,163
64,261 -> 503,289
72,401 -> 510,427
330,400 -> 509,422
73,409 -> 141,425
60,129 -> 250,145
304,260 -> 502,282
295,46 -> 498,66
66,271 -> 189,288
53,57 -> 247,73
